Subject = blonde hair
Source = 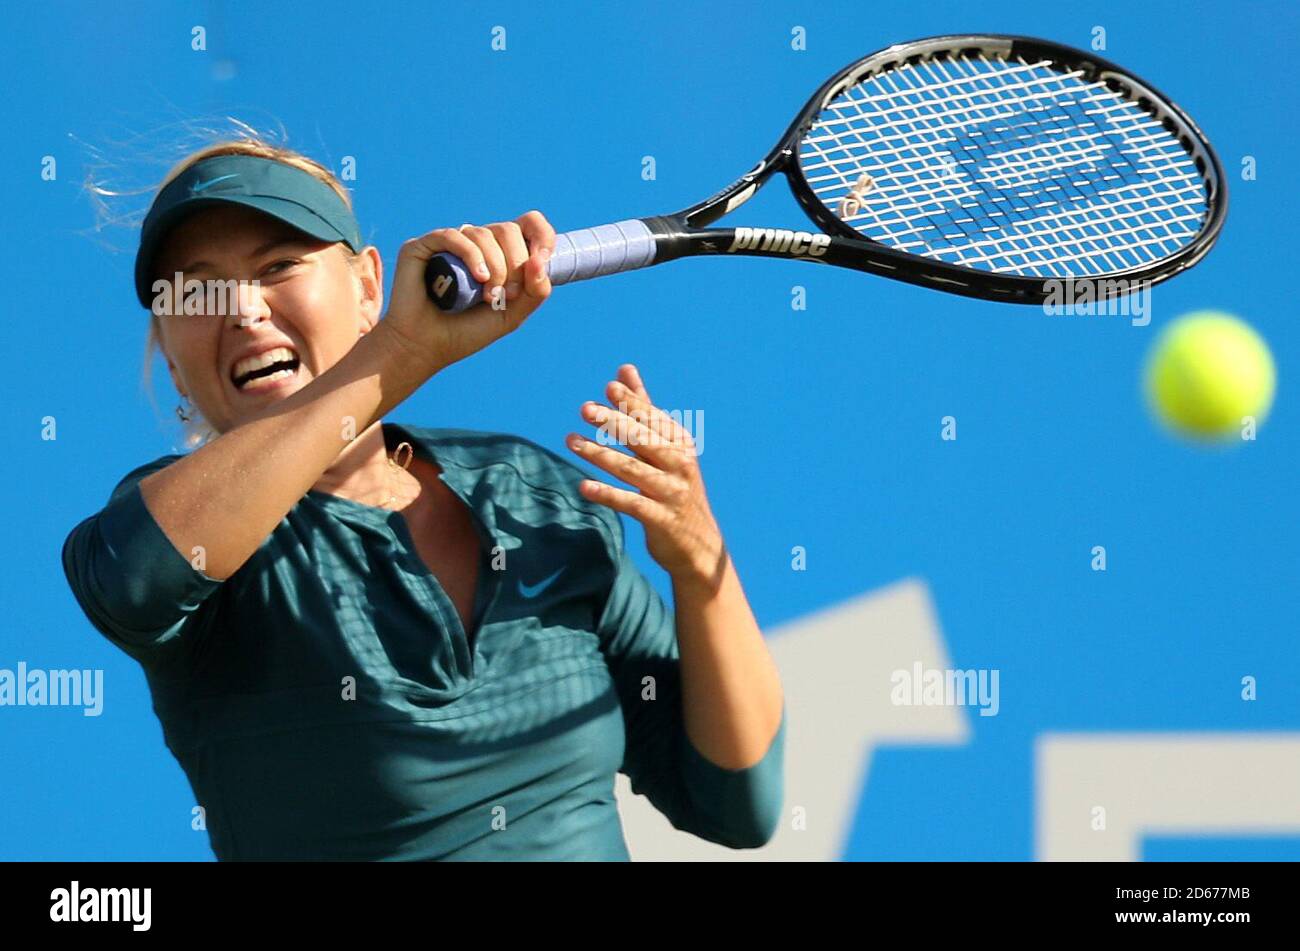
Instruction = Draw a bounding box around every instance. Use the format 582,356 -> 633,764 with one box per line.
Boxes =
124,127 -> 358,449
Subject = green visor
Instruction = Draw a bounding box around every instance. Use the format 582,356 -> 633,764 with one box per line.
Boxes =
134,153 -> 362,310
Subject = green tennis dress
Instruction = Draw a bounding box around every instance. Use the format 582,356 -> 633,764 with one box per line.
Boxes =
61,422 -> 786,860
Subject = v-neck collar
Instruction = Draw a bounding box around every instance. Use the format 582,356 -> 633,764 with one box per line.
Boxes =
302,422 -> 519,673
304,421 -> 525,549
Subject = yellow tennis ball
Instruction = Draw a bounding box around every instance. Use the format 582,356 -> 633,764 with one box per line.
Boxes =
1144,311 -> 1276,440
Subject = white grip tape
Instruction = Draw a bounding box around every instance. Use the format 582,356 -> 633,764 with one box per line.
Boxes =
546,219 -> 656,286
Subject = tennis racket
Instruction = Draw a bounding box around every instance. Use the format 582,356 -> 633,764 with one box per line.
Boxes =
424,34 -> 1225,311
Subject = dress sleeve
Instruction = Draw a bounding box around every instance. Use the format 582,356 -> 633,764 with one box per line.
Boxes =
61,455 -> 225,666
596,529 -> 786,850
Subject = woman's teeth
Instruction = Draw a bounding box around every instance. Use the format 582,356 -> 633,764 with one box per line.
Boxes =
232,346 -> 300,389
236,363 -> 299,392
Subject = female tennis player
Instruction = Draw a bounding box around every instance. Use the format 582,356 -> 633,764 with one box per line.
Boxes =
61,139 -> 786,861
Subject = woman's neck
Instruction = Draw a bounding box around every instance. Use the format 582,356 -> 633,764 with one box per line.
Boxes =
310,421 -> 421,508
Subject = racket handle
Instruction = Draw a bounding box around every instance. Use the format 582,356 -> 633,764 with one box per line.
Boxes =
424,218 -> 656,313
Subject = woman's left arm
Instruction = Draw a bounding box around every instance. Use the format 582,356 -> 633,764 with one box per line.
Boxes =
567,364 -> 784,770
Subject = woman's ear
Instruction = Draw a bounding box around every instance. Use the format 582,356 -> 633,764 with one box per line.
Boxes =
353,246 -> 384,333
164,355 -> 189,400
155,321 -> 189,398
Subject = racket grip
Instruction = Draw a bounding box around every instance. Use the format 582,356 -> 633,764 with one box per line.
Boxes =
424,218 -> 656,313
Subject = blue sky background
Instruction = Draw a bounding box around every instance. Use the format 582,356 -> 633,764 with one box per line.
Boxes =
3,0 -> 1297,860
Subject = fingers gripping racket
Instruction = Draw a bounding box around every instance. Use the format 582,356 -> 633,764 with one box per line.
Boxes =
424,34 -> 1225,311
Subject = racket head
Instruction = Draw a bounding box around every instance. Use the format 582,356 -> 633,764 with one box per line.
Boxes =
768,35 -> 1226,301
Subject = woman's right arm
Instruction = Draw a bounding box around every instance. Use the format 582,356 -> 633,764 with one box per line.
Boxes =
137,214 -> 556,581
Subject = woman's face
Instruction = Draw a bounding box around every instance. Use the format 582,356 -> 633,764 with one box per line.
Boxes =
153,203 -> 382,434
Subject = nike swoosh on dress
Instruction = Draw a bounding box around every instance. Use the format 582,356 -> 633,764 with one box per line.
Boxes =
517,567 -> 565,599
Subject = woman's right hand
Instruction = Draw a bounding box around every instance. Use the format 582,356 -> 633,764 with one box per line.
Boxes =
383,210 -> 557,373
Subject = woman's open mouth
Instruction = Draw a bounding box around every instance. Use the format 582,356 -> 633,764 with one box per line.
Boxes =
231,346 -> 302,394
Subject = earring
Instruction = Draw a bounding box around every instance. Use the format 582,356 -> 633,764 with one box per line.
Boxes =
176,396 -> 192,423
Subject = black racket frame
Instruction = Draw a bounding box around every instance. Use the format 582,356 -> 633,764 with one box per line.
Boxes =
642,34 -> 1227,304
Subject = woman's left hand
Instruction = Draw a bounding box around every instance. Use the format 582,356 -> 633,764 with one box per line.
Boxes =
567,364 -> 725,586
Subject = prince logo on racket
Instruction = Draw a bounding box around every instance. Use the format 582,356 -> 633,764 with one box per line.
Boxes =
726,228 -> 831,257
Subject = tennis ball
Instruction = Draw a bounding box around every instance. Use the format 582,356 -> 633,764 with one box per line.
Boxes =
1144,311 -> 1276,440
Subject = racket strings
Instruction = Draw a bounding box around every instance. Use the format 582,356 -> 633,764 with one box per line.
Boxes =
854,55 -> 1200,276
942,55 -> 1203,274
875,55 -> 1198,275
816,54 -> 1200,276
913,56 -> 1174,275
798,50 -> 1210,278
